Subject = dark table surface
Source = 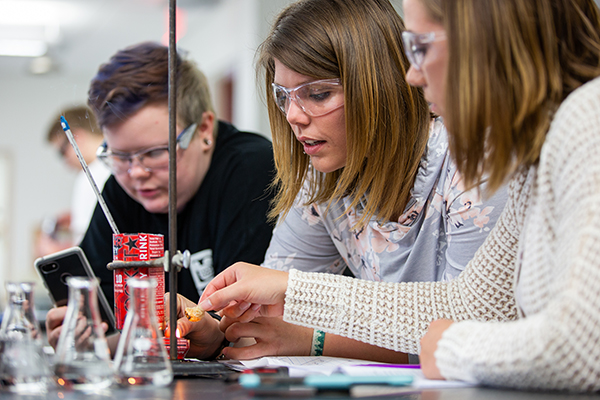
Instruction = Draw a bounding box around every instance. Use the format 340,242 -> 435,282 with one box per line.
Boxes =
1,374 -> 599,400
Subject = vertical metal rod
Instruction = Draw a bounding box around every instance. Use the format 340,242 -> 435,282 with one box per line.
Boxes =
168,0 -> 178,360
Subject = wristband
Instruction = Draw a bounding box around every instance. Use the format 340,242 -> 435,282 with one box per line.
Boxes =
310,329 -> 325,356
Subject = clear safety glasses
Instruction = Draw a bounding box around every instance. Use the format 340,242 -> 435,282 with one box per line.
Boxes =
271,78 -> 344,117
96,123 -> 197,175
402,31 -> 446,70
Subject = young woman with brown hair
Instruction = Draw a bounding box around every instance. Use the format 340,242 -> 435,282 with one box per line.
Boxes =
199,0 -> 600,391
172,0 -> 506,363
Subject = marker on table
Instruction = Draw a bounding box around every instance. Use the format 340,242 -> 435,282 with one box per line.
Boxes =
60,116 -> 120,235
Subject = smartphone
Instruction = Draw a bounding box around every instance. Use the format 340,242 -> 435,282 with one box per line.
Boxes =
34,246 -> 117,335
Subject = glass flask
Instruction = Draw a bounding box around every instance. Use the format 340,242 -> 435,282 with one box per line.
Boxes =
53,276 -> 114,391
113,277 -> 173,387
18,282 -> 43,343
0,281 -> 51,394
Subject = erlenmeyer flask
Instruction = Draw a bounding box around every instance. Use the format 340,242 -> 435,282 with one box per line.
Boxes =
0,281 -> 51,394
113,277 -> 173,387
18,282 -> 42,344
53,276 -> 114,391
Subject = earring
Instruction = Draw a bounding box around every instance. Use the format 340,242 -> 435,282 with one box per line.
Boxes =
204,139 -> 212,145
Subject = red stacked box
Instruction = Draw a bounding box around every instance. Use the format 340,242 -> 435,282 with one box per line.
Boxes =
112,233 -> 165,330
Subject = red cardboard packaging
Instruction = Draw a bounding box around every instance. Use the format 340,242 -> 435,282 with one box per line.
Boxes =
112,233 -> 165,330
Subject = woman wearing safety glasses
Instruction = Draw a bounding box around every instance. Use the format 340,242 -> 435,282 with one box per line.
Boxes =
195,0 -> 600,391
169,0 -> 506,362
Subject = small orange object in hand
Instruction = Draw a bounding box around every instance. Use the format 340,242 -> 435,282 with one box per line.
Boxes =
184,306 -> 205,322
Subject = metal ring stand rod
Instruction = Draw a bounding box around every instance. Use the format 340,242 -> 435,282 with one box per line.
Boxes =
168,0 -> 178,360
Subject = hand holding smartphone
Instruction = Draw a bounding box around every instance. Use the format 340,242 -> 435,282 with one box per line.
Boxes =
34,246 -> 117,335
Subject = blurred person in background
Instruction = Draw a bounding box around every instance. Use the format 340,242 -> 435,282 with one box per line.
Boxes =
34,106 -> 111,258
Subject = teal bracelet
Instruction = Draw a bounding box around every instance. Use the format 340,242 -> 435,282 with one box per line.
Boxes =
310,329 -> 325,356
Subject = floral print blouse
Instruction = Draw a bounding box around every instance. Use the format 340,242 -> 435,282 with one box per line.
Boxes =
263,118 -> 508,283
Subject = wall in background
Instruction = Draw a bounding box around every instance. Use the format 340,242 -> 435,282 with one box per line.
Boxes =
0,0 -> 297,308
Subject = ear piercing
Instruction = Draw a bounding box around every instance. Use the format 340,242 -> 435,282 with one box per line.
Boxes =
204,139 -> 212,145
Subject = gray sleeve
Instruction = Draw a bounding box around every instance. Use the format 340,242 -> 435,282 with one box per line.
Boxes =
261,201 -> 347,274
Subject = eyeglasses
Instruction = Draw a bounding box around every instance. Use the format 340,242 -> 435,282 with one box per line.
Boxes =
97,122 -> 197,175
271,79 -> 344,117
401,31 -> 446,71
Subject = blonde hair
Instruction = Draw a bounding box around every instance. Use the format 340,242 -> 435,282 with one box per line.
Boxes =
441,0 -> 600,192
258,0 -> 431,228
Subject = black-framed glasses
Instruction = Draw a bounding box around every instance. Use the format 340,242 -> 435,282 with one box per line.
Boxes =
271,78 -> 344,117
401,31 -> 446,71
96,122 -> 197,175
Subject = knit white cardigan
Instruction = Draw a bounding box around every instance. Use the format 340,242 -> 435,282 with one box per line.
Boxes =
283,77 -> 600,392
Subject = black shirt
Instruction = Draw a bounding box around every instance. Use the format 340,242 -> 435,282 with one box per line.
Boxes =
80,121 -> 276,305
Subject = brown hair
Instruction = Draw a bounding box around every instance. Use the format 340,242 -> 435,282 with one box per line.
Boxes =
88,41 -> 215,135
46,105 -> 101,142
259,0 -> 431,228
441,0 -> 600,192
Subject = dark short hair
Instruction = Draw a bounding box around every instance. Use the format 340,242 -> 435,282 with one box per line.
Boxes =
87,41 -> 214,132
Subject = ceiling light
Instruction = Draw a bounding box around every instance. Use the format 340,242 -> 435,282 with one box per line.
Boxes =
0,39 -> 47,57
0,1 -> 62,57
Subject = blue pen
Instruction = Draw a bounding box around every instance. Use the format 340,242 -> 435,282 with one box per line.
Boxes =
60,116 -> 120,235
239,373 -> 413,389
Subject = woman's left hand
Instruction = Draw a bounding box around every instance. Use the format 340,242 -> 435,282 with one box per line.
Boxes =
420,319 -> 454,380
219,316 -> 312,360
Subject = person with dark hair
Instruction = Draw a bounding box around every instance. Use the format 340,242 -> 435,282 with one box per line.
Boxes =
45,42 -> 276,360
196,0 -> 600,391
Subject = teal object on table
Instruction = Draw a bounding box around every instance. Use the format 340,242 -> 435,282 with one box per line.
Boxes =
239,373 -> 413,389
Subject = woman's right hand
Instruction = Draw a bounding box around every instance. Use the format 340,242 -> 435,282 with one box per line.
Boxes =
199,262 -> 289,323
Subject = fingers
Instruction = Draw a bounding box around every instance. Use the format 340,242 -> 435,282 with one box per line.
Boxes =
200,262 -> 252,303
199,266 -> 288,314
47,325 -> 62,349
221,302 -> 262,323
223,342 -> 270,360
219,315 -> 235,332
199,283 -> 248,312
45,306 -> 67,332
45,306 -> 67,349
164,292 -> 197,319
420,319 -> 453,380
174,315 -> 195,338
223,320 -> 262,343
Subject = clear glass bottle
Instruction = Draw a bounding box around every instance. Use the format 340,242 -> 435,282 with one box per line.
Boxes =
113,277 -> 173,387
53,276 -> 114,391
0,282 -> 51,394
18,282 -> 42,344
